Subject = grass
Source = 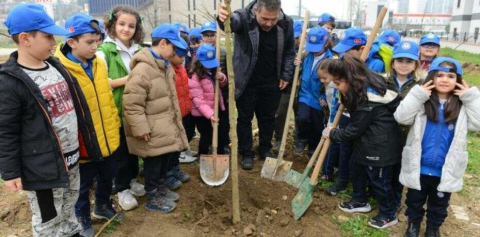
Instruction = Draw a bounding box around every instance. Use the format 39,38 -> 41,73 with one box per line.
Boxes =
440,47 -> 480,65
466,132 -> 480,175
104,218 -> 121,234
333,215 -> 389,237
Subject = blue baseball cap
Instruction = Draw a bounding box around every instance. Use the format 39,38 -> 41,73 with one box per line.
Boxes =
332,28 -> 367,53
196,44 -> 219,69
378,29 -> 401,46
293,20 -> 303,38
305,27 -> 329,53
175,38 -> 188,57
429,57 -> 462,76
201,21 -> 217,33
393,41 -> 419,61
173,22 -> 189,34
64,14 -> 99,38
420,33 -> 440,46
5,3 -> 70,36
151,23 -> 187,50
189,27 -> 202,42
318,13 -> 335,24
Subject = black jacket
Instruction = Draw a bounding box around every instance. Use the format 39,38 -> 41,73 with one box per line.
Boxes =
217,0 -> 296,99
330,90 -> 403,167
0,52 -> 102,190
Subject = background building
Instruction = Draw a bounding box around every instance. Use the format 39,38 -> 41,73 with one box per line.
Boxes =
390,0 -> 454,33
450,0 -> 480,42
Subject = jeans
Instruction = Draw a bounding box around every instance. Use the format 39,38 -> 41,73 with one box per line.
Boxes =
296,102 -> 325,153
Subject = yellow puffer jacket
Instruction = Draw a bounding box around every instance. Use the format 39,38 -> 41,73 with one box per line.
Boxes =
55,43 -> 120,160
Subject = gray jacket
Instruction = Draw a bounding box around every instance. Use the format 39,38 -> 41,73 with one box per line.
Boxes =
394,85 -> 480,192
218,0 -> 295,99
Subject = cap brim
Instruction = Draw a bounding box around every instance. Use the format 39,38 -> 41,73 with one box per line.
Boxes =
200,59 -> 219,69
305,42 -> 323,53
294,31 -> 301,38
201,29 -> 216,33
170,39 -> 187,50
420,39 -> 440,45
175,48 -> 187,57
393,53 -> 419,61
40,24 -> 71,36
332,43 -> 353,53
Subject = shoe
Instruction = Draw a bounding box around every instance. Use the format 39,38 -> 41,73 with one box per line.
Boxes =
77,216 -> 95,237
294,141 -> 307,155
179,150 -> 198,163
118,189 -> 139,211
145,191 -> 177,213
158,184 -> 180,201
425,225 -> 441,237
92,203 -> 125,221
320,174 -> 333,182
404,222 -> 421,237
338,200 -> 372,213
325,182 -> 347,196
241,156 -> 253,170
273,140 -> 281,151
259,151 -> 274,161
129,179 -> 146,197
165,175 -> 182,190
368,214 -> 398,229
173,165 -> 190,182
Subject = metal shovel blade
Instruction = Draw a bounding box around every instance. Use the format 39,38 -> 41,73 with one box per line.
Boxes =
200,154 -> 230,186
291,178 -> 317,220
285,166 -> 313,188
260,157 -> 293,181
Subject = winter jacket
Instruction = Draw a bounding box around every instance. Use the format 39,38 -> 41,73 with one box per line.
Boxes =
385,74 -> 423,99
394,85 -> 480,192
0,52 -> 101,190
55,44 -> 121,161
217,0 -> 296,99
330,89 -> 403,167
173,65 -> 193,117
123,48 -> 189,158
189,72 -> 227,119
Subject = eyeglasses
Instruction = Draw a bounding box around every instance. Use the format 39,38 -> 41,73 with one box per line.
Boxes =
202,33 -> 216,39
421,43 -> 439,49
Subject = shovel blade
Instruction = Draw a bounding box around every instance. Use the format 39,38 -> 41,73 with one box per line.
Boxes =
291,178 -> 317,220
200,154 -> 230,186
285,167 -> 313,188
260,157 -> 293,181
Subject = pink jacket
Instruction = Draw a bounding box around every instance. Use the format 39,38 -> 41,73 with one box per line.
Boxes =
189,72 -> 227,119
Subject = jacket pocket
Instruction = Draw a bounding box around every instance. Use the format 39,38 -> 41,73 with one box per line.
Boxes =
401,146 -> 415,174
450,150 -> 469,179
21,139 -> 59,182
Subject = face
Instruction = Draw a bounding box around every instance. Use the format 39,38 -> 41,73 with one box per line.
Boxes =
420,43 -> 439,59
202,32 -> 216,46
333,77 -> 349,95
392,58 -> 417,76
190,40 -> 202,51
322,24 -> 334,34
345,47 -> 363,58
115,13 -> 137,45
170,54 -> 185,66
294,37 -> 300,48
157,40 -> 176,60
20,31 -> 57,61
68,33 -> 99,62
318,69 -> 332,85
255,7 -> 279,31
433,65 -> 458,96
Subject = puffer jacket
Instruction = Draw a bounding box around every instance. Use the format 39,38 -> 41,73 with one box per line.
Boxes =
394,85 -> 480,192
189,72 -> 227,119
173,65 -> 192,117
123,48 -> 189,158
55,44 -> 120,160
385,73 -> 423,99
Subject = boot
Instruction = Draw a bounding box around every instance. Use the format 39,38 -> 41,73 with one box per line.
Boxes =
404,221 -> 421,237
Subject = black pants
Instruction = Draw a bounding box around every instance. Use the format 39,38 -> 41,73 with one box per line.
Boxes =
143,153 -> 173,193
350,162 -> 398,219
113,127 -> 139,192
322,115 -> 352,180
219,103 -> 230,151
183,113 -> 196,142
296,102 -> 325,153
236,85 -> 281,157
405,175 -> 451,227
193,116 -> 227,155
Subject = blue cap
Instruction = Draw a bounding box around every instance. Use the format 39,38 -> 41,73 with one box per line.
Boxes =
420,33 -> 440,45
175,37 -> 189,57
293,20 -> 303,38
189,27 -> 202,42
393,41 -> 419,61
173,22 -> 189,34
64,14 -> 99,38
5,3 -> 70,36
305,27 -> 329,53
318,13 -> 335,24
196,44 -> 219,69
378,29 -> 401,46
429,57 -> 462,76
332,28 -> 367,53
201,21 -> 217,33
151,23 -> 187,50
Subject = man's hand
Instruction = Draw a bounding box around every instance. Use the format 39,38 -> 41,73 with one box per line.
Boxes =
4,177 -> 22,192
279,79 -> 289,90
218,3 -> 229,22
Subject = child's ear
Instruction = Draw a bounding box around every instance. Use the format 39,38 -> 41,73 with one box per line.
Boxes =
66,38 -> 77,49
18,32 -> 32,46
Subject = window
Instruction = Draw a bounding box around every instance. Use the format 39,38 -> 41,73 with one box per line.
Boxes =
457,0 -> 461,8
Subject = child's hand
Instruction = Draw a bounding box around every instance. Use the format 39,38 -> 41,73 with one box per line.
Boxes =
320,99 -> 327,107
210,116 -> 219,127
137,134 -> 150,141
294,58 -> 302,66
323,127 -> 332,138
4,177 -> 22,192
218,3 -> 229,22
215,69 -> 223,81
454,80 -> 469,97
421,80 -> 435,96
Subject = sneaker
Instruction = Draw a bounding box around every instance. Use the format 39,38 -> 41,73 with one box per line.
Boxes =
241,156 -> 254,170
77,216 -> 95,237
118,189 -> 139,211
179,150 -> 198,163
404,222 -> 421,237
325,182 -> 347,196
165,175 -> 182,190
294,141 -> 307,155
368,214 -> 398,229
92,203 -> 125,221
338,200 -> 372,213
259,151 -> 274,161
145,191 -> 177,213
173,166 -> 190,182
425,225 -> 441,237
273,140 -> 281,151
129,179 -> 146,197
158,184 -> 180,201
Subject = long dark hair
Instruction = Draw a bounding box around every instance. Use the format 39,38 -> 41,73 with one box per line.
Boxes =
189,59 -> 217,79
104,5 -> 144,44
327,54 -> 387,111
423,62 -> 462,123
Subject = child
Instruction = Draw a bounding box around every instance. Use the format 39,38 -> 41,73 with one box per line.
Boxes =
394,57 -> 480,237
294,27 -> 333,157
419,33 -> 441,71
97,5 -> 145,211
293,20 -> 303,50
54,14 -> 123,237
377,29 -> 401,47
186,27 -> 202,71
318,13 -> 336,34
324,55 -> 404,229
123,23 -> 189,213
189,44 -> 228,155
0,3 -> 100,236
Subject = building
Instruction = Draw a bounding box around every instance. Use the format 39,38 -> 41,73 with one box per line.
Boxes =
364,0 -> 391,28
88,0 -> 151,16
450,0 -> 480,42
391,0 -> 454,33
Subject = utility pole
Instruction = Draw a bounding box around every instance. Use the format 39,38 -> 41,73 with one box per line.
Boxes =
298,0 -> 301,17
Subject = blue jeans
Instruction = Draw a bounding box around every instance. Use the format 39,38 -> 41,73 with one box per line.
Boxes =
296,102 -> 325,153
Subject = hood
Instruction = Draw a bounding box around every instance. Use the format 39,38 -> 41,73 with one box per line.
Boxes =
367,89 -> 401,113
130,48 -> 166,71
245,0 -> 287,24
54,43 -> 98,76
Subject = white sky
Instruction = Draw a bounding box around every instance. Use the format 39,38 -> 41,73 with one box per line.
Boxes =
282,0 -> 351,20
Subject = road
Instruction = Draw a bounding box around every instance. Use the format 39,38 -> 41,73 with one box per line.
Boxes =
404,37 -> 480,54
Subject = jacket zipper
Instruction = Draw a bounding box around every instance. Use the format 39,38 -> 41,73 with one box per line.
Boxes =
431,111 -> 444,171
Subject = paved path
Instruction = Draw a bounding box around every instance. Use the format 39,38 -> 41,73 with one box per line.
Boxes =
405,37 -> 480,54
0,48 -> 15,56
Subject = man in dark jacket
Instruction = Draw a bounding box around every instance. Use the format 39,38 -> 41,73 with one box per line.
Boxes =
218,0 -> 295,170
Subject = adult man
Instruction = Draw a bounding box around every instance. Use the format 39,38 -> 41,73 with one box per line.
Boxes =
218,0 -> 295,170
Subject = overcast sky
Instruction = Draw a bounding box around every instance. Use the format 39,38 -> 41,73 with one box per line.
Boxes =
282,0 -> 351,20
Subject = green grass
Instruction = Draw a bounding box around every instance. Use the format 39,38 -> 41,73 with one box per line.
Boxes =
467,132 -> 480,175
333,215 -> 389,237
440,47 -> 480,65
104,218 -> 121,234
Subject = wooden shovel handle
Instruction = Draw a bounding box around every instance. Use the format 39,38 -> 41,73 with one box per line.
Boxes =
212,21 -> 222,154
360,7 -> 388,62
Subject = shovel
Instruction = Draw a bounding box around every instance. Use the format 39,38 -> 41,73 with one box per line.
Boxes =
285,137 -> 325,188
261,10 -> 310,181
200,22 -> 230,186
